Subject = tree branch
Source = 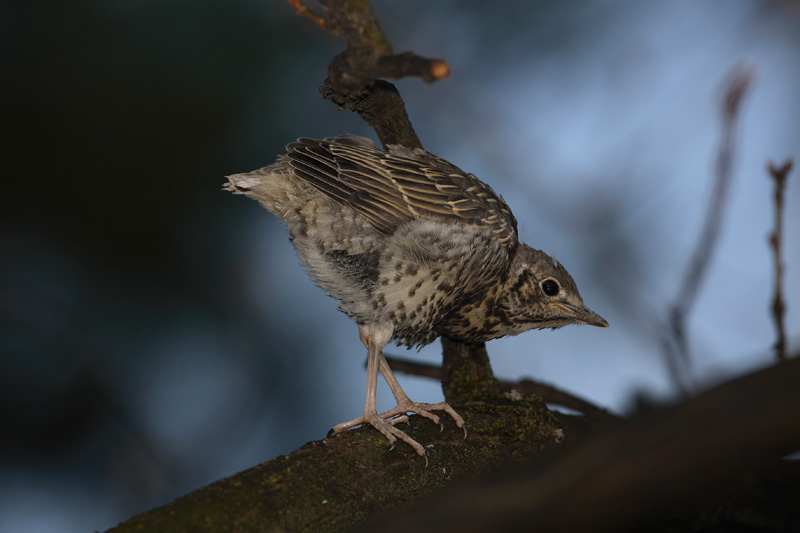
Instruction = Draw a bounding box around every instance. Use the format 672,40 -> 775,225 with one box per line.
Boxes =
108,352 -> 800,532
108,397 -> 565,532
369,354 -> 800,532
317,0 -> 449,149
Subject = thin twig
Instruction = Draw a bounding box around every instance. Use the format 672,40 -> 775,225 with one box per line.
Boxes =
288,0 -> 340,34
384,354 -> 617,420
663,64 -> 755,391
767,159 -> 792,362
317,0 -> 449,101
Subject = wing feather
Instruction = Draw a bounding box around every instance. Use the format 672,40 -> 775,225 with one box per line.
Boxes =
285,136 -> 518,247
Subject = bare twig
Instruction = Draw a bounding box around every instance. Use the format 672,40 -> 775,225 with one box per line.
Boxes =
318,0 -> 450,134
381,355 -> 442,380
288,0 -> 340,34
512,378 -> 618,421
663,64 -> 755,391
767,159 -> 792,362
384,354 -> 617,421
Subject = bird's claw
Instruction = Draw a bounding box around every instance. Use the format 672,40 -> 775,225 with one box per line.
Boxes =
330,400 -> 465,463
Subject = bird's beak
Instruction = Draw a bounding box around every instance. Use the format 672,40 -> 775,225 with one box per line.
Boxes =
549,301 -> 609,328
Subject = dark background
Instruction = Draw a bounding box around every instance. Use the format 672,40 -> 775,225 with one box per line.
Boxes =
2,1 -> 799,531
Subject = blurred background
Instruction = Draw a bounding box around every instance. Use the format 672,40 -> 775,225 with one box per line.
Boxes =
2,1 -> 799,531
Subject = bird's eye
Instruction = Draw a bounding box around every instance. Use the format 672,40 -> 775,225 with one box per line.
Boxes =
540,279 -> 560,296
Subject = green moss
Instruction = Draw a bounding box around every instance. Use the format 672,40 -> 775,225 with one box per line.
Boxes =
110,397 -> 568,532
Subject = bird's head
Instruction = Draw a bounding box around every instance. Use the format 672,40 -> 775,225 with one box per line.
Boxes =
494,244 -> 608,334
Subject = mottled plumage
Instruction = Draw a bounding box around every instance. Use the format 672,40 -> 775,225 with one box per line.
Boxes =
226,135 -> 607,458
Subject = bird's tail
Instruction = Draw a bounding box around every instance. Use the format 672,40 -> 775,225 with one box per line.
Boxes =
224,157 -> 310,219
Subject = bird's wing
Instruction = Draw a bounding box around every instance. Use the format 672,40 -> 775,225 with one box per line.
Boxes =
286,136 -> 518,247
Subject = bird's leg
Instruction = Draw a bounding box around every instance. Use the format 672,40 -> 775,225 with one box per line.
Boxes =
329,328 -> 382,434
377,352 -> 467,438
330,324 -> 430,459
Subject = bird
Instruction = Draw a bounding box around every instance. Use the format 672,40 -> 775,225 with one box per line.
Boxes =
225,134 -> 608,459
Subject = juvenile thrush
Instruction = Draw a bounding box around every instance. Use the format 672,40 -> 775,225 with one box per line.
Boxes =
225,135 -> 608,458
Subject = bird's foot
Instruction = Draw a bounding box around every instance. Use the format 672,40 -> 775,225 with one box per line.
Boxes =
329,401 -> 467,462
377,400 -> 467,439
331,411 -> 428,461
